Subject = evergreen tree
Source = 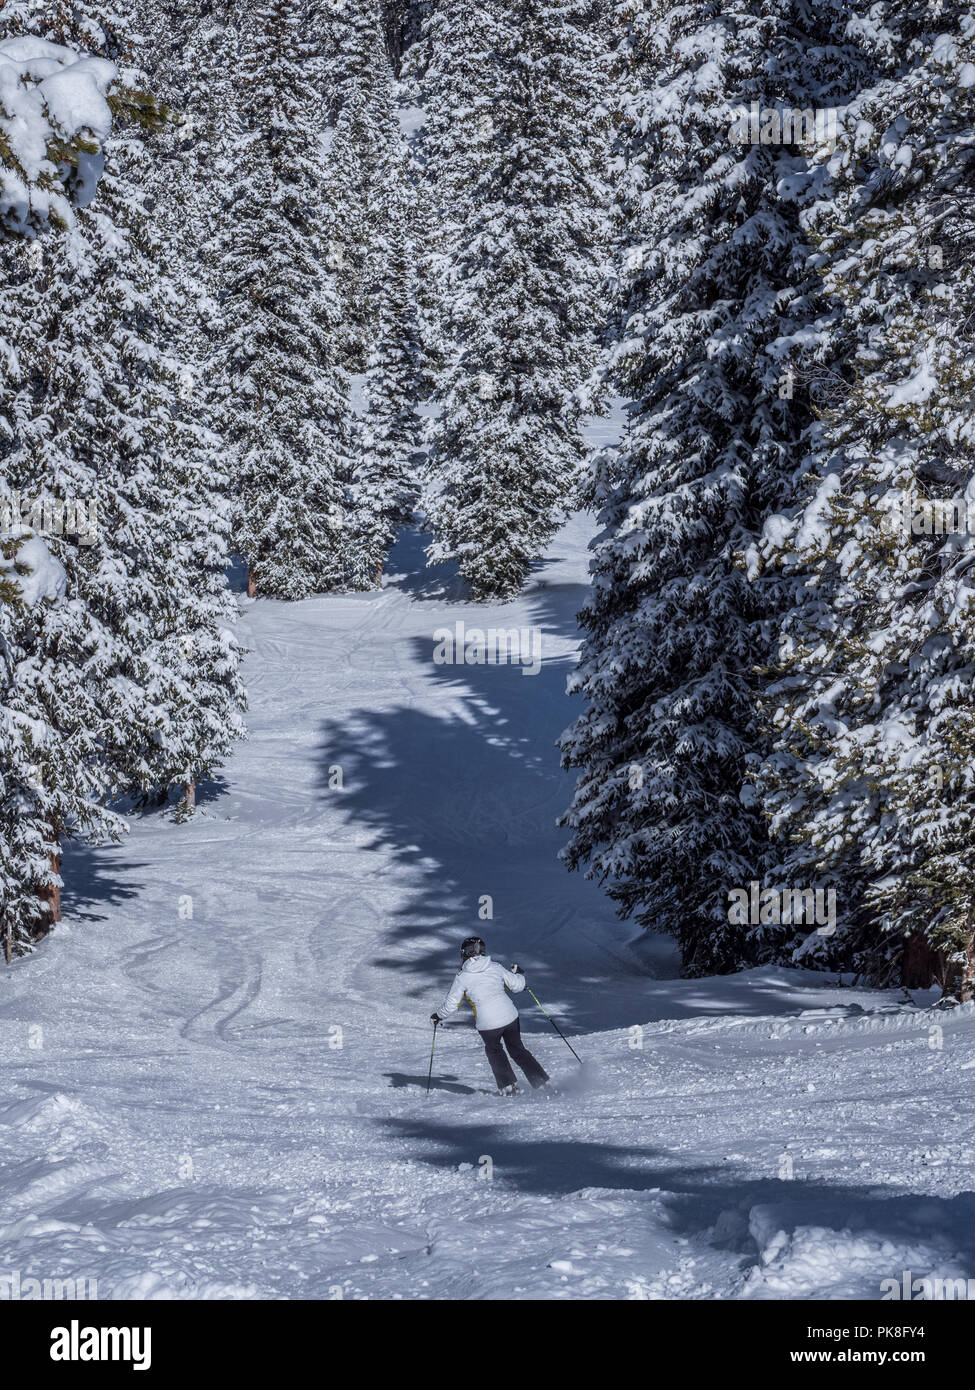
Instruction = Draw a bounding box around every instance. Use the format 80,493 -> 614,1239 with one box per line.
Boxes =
322,0 -> 394,122
756,2 -> 975,996
217,0 -> 354,599
348,146 -> 423,588
0,537 -> 117,959
403,0 -> 487,393
0,0 -> 136,948
0,0 -> 244,953
559,0 -> 863,974
130,0 -> 249,809
421,0 -> 608,601
325,0 -> 403,370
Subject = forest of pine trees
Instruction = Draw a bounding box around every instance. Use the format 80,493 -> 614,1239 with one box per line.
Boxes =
561,0 -> 975,998
1,0 -> 973,1000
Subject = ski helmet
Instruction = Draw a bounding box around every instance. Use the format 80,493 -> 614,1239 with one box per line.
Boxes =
461,936 -> 486,961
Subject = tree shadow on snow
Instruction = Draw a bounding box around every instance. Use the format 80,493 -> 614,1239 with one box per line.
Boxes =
379,1112 -> 975,1287
382,528 -> 466,603
315,524 -> 900,1033
59,839 -> 147,925
384,527 -> 587,611
313,552 -> 671,1035
112,773 -> 232,821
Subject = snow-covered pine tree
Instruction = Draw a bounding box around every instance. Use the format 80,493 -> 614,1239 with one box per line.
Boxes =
318,0 -> 426,587
421,0 -> 608,601
407,0 -> 489,290
218,0 -> 353,599
99,126 -> 246,809
324,0 -> 403,371
400,0 -> 487,396
755,2 -> 975,997
0,535 -> 110,959
0,181 -> 231,925
347,145 -> 423,588
129,0 -> 248,810
0,1 -> 138,942
0,640 -> 52,961
131,0 -> 239,321
559,0 -> 864,975
0,0 -> 244,957
9,1 -> 244,799
378,0 -> 423,75
321,0 -> 392,123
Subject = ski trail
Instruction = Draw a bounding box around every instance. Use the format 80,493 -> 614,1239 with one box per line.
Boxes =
0,514 -> 973,1300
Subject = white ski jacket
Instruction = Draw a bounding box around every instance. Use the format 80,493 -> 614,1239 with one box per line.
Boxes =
438,955 -> 525,1031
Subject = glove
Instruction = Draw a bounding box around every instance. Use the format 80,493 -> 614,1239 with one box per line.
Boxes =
509,963 -> 523,975
430,1012 -> 442,1024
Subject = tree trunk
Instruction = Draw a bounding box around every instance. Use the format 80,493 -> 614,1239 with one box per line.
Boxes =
958,913 -> 975,1004
373,560 -> 383,589
36,832 -> 62,938
247,568 -> 257,598
184,778 -> 196,814
902,931 -> 948,990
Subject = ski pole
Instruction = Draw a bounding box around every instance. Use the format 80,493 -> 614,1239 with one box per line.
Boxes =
527,988 -> 583,1065
425,1019 -> 439,1095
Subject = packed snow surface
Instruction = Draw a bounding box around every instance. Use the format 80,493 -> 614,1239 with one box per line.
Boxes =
1,512 -> 973,1301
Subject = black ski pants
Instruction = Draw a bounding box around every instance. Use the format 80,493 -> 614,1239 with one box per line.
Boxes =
478,1017 -> 549,1090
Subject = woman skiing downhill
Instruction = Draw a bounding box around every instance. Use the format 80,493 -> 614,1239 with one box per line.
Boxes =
431,937 -> 549,1095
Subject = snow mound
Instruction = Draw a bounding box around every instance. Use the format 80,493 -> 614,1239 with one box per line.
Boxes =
741,1197 -> 975,1299
0,1090 -> 81,1130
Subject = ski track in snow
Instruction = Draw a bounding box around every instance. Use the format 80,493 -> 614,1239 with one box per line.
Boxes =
2,514 -> 975,1301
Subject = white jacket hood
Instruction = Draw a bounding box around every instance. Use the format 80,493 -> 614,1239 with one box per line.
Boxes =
438,954 -> 526,1031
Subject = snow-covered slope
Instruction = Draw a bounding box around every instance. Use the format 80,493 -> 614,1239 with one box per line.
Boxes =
1,514 -> 973,1301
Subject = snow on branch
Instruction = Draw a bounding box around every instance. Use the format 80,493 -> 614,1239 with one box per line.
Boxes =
0,34 -> 115,238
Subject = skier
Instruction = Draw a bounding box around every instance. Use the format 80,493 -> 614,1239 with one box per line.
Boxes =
431,937 -> 549,1095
